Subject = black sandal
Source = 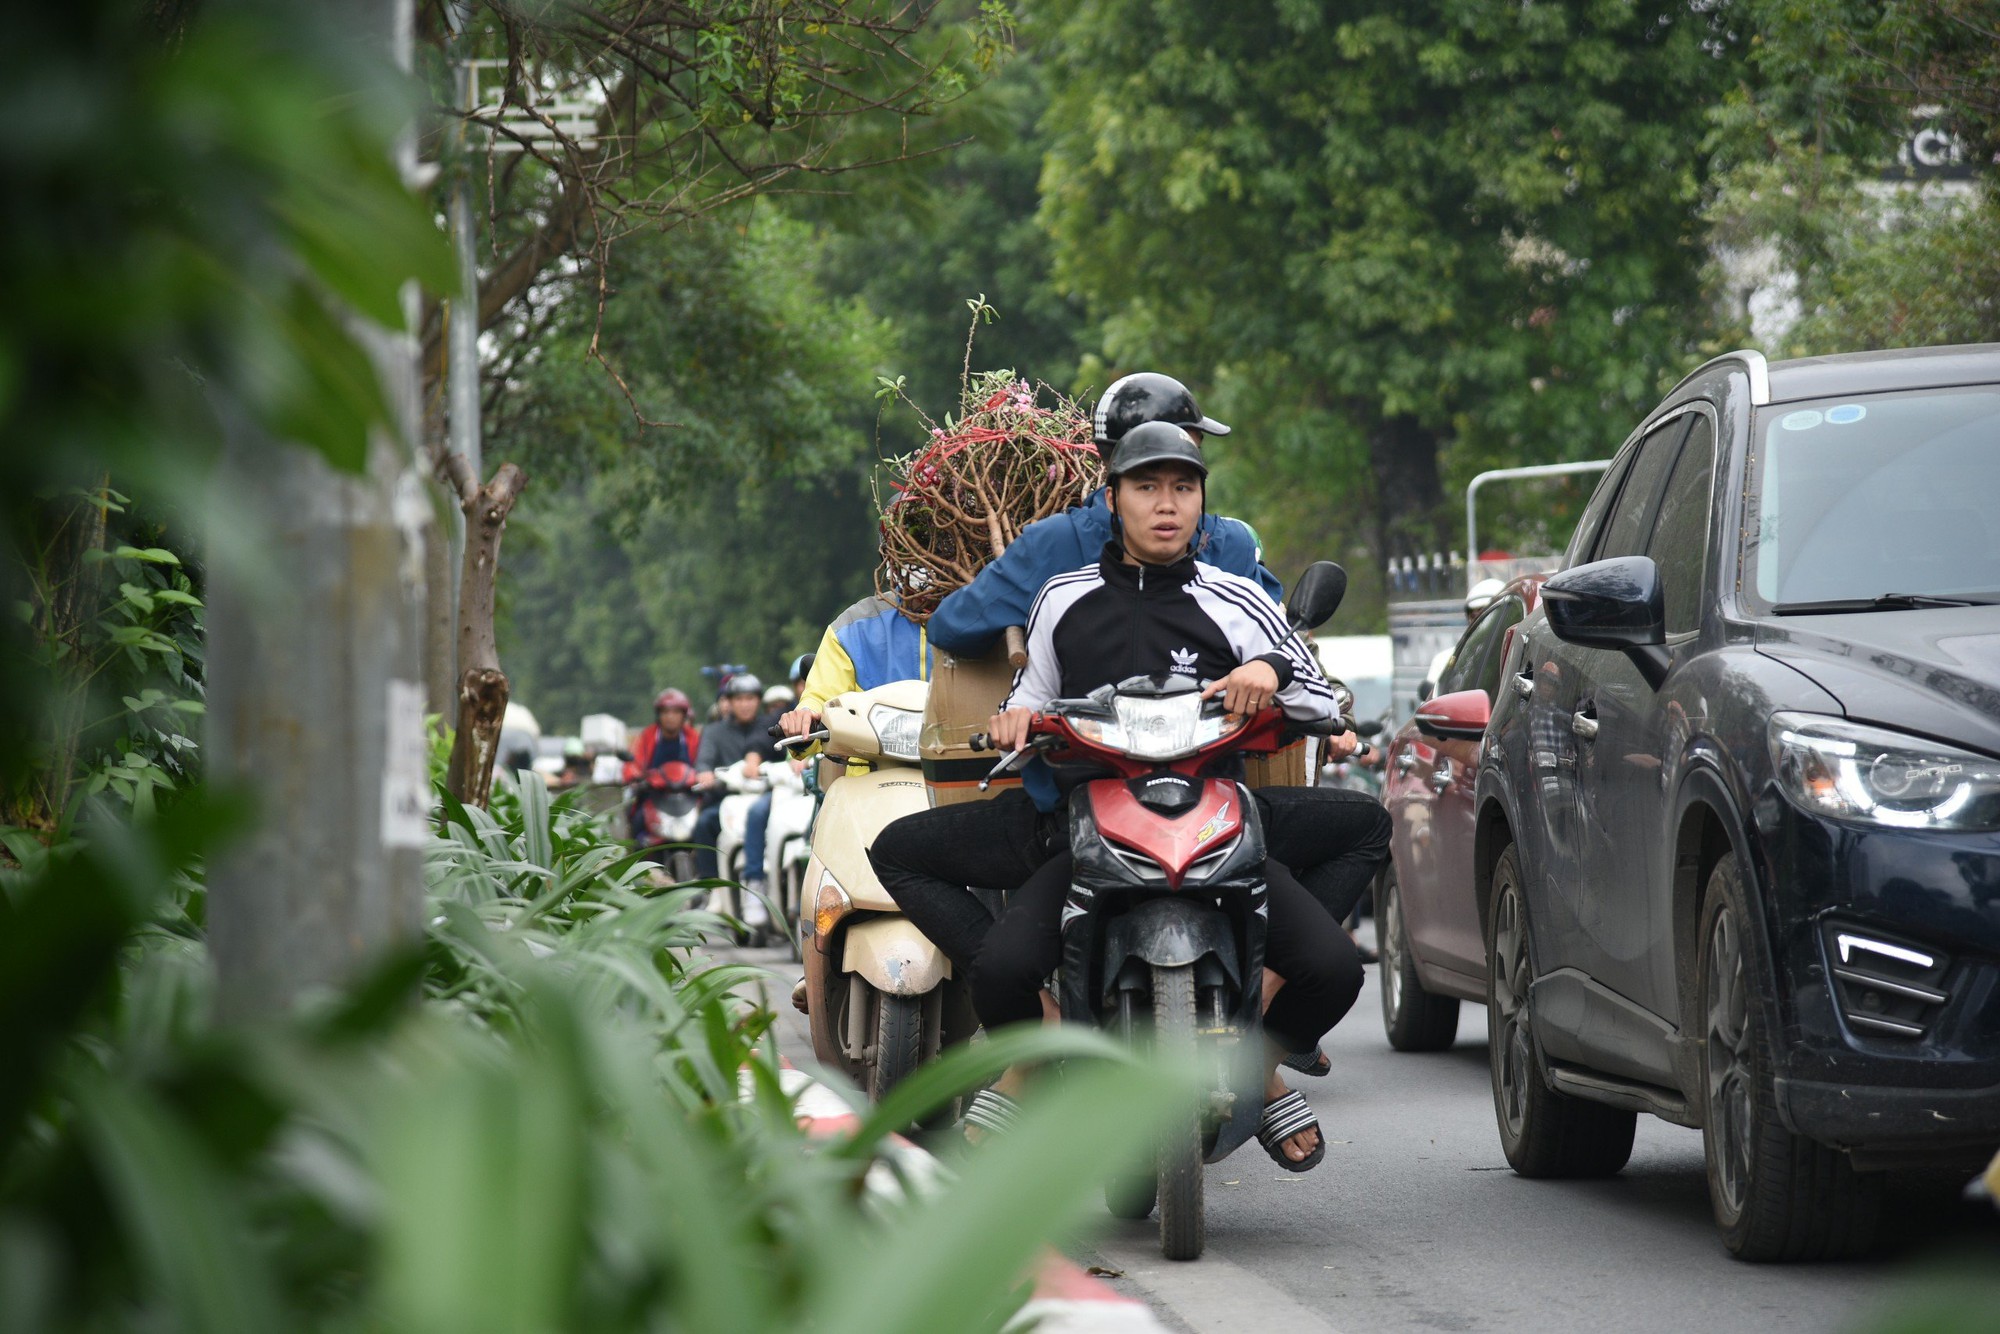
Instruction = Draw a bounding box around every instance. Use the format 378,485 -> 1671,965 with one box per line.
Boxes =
1281,1044 -> 1330,1077
1257,1089 -> 1326,1172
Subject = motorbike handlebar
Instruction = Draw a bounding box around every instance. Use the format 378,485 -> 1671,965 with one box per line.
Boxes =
774,729 -> 830,750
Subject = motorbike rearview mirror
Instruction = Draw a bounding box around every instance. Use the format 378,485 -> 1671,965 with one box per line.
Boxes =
1355,717 -> 1385,738
1286,562 -> 1347,631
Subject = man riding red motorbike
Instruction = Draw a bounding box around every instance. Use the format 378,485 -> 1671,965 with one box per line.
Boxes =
624,688 -> 701,855
888,422 -> 1364,1189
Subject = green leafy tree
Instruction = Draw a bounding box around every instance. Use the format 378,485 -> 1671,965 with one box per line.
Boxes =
1706,1 -> 2000,355
813,29 -> 1089,416
1036,0 -> 1741,592
492,212 -> 894,731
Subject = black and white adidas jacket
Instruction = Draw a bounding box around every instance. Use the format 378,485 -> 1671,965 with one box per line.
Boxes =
1006,543 -> 1340,723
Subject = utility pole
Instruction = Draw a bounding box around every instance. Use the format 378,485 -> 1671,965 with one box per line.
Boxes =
206,0 -> 429,1020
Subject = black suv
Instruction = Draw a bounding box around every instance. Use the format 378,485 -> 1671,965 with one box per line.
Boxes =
1476,344 -> 2000,1260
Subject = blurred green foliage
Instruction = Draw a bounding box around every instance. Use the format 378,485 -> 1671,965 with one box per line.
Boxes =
0,0 -> 447,819
1,774 -> 1188,1333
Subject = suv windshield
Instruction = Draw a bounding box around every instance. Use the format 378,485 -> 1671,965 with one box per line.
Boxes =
1748,386 -> 2000,608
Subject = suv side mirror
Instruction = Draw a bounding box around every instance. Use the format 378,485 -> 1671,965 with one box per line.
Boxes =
1542,555 -> 1671,688
1413,688 -> 1491,740
1286,562 -> 1347,631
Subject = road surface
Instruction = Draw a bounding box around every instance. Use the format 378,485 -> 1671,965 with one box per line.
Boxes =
733,933 -> 1997,1333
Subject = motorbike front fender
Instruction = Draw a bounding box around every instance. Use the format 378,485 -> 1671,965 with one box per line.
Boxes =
841,916 -> 952,996
1102,896 -> 1239,983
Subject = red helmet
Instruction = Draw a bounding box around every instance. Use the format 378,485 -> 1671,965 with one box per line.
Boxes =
653,688 -> 692,713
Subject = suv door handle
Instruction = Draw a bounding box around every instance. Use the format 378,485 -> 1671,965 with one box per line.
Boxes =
1571,704 -> 1599,741
1430,759 -> 1454,791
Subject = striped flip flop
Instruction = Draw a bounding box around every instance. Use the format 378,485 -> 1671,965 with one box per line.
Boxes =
1257,1089 -> 1326,1173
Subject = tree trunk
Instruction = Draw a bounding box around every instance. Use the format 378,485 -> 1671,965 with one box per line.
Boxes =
443,460 -> 527,808
421,499 -> 456,723
206,0 -> 427,1022
1366,412 -> 1448,561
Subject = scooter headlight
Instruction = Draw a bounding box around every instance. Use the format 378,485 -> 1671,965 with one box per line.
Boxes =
1768,713 -> 2000,831
868,705 -> 923,762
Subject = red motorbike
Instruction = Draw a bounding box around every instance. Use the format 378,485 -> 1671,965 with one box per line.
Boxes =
627,759 -> 701,883
975,562 -> 1348,1260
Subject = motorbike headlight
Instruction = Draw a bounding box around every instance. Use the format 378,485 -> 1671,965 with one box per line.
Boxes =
1768,713 -> 2000,832
1111,694 -> 1233,761
867,705 -> 923,762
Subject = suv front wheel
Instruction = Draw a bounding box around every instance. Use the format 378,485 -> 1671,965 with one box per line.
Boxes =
1699,853 -> 1880,1260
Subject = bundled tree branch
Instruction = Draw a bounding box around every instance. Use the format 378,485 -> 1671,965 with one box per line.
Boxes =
875,370 -> 1101,622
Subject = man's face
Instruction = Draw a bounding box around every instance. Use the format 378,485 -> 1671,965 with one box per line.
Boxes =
1112,461 -> 1204,564
725,692 -> 760,723
657,705 -> 687,731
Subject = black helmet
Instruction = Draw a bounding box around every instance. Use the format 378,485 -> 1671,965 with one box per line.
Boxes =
1105,421 -> 1209,481
787,652 -> 815,684
1092,372 -> 1231,461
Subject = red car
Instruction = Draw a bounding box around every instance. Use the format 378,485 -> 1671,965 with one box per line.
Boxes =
1377,574 -> 1545,1050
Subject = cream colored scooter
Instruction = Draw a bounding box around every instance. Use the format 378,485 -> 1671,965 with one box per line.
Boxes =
782,680 -> 975,1103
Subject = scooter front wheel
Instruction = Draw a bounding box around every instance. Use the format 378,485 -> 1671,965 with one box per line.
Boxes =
1152,962 -> 1205,1261
868,990 -> 926,1105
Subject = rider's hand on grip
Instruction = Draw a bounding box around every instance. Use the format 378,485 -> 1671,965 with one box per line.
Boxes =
987,706 -> 1036,754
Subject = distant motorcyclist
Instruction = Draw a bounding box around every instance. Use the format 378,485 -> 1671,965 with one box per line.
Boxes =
693,674 -> 780,881
623,687 -> 700,843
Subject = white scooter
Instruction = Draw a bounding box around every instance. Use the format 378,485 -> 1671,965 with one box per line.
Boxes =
782,680 -> 974,1104
710,757 -> 775,944
762,757 -> 818,959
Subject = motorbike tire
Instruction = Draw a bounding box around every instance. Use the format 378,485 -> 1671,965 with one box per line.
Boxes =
1104,1174 -> 1158,1220
1152,962 -> 1205,1261
868,991 -> 926,1105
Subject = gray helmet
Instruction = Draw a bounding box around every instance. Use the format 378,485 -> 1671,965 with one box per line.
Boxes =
1105,420 -> 1210,481
1092,372 -> 1230,462
723,672 -> 764,698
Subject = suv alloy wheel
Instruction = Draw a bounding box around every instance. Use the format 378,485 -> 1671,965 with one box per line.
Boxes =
1698,854 -> 1881,1259
1487,843 -> 1637,1177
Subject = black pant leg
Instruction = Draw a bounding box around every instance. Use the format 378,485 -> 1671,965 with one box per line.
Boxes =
966,852 -> 1074,1031
1257,786 -> 1393,921
868,789 -> 1054,971
1260,860 -> 1365,1054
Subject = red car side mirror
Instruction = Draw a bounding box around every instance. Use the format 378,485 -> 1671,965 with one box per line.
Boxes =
1413,688 -> 1491,741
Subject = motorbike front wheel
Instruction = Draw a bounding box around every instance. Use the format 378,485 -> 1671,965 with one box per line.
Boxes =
1152,962 -> 1205,1261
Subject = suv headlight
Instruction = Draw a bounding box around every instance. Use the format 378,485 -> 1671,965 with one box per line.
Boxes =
868,705 -> 922,761
1768,713 -> 2000,831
